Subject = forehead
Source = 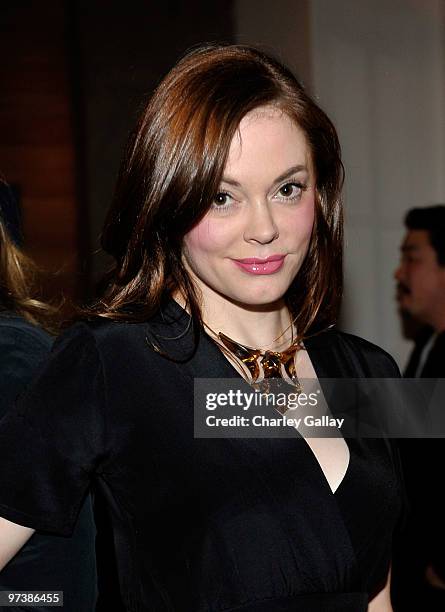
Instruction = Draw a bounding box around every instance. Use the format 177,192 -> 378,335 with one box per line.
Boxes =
224,106 -> 312,178
401,229 -> 432,251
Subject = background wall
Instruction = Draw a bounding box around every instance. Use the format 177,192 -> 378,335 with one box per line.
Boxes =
72,0 -> 234,287
310,0 -> 445,367
0,0 -> 234,305
0,1 -> 81,303
234,0 -> 313,90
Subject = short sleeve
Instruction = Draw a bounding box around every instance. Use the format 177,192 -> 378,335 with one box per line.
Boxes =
0,322 -> 106,536
0,322 -> 52,415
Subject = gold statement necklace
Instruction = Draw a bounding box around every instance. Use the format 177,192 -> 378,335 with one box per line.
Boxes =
203,311 -> 303,396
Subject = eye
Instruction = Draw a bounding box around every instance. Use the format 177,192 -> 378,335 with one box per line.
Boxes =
213,192 -> 230,205
210,191 -> 234,212
275,182 -> 305,201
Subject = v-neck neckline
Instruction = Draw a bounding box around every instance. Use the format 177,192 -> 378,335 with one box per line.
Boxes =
157,296 -> 352,497
200,327 -> 352,497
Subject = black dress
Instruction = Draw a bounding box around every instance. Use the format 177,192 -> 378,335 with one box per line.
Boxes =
0,313 -> 97,612
0,299 -> 403,611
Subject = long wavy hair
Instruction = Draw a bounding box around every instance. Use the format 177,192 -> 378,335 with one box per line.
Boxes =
88,43 -> 344,352
0,182 -> 56,332
0,220 -> 56,331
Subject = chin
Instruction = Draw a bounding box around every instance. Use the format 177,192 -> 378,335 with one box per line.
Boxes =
229,289 -> 288,307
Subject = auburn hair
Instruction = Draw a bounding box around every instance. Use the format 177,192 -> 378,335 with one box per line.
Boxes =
88,43 -> 344,350
0,216 -> 56,332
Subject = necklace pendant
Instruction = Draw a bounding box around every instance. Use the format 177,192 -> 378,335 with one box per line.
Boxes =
251,379 -> 272,395
214,329 -> 303,400
292,379 -> 303,395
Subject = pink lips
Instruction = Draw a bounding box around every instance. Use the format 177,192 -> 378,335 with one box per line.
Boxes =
232,255 -> 286,275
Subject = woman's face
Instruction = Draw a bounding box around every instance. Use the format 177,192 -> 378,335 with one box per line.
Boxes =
182,106 -> 316,309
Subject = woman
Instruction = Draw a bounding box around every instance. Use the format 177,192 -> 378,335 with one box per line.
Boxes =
0,45 -> 402,611
0,182 -> 97,611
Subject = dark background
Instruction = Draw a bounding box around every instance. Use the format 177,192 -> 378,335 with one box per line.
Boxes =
0,0 -> 236,307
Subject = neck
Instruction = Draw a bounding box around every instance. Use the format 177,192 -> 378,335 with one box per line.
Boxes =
172,290 -> 295,352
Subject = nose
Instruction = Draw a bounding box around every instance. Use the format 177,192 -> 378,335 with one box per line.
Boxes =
243,200 -> 279,244
394,263 -> 403,281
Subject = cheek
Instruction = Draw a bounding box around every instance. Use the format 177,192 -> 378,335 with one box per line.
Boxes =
183,217 -> 235,260
411,270 -> 424,287
421,271 -> 443,295
286,194 -> 315,244
409,270 -> 439,303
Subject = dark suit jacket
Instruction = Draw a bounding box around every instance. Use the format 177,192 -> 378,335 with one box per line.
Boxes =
399,327 -> 445,584
404,328 -> 445,377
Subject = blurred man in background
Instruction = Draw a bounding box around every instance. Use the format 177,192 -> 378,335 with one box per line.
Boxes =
395,206 -> 445,376
392,205 -> 445,610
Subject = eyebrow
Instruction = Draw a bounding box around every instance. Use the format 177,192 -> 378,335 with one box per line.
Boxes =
401,245 -> 420,252
221,165 -> 308,188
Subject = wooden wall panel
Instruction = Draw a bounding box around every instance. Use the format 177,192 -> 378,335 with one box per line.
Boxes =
0,1 -> 82,307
